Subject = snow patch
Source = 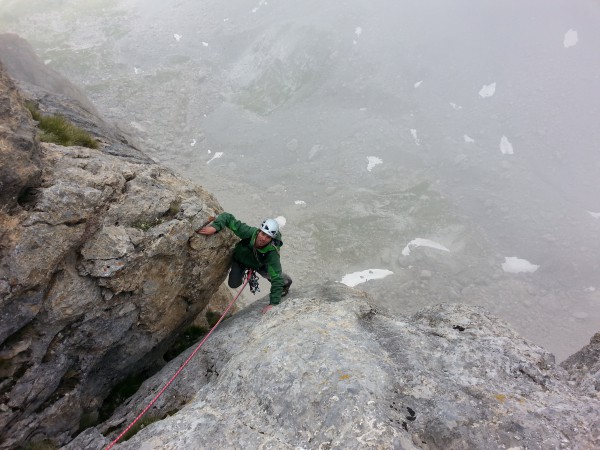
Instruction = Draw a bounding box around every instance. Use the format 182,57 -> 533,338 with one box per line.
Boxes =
414,80 -> 423,88
294,200 -> 306,206
450,102 -> 463,110
402,238 -> 450,256
479,82 -> 496,98
588,211 -> 600,219
202,42 -> 209,47
564,29 -> 578,48
500,136 -> 514,155
207,152 -> 223,163
502,257 -> 539,273
252,0 -> 267,13
340,269 -> 394,287
410,129 -> 421,146
366,156 -> 383,172
308,145 -> 321,160
464,135 -> 475,143
129,121 -> 146,133
173,34 -> 182,42
190,139 -> 196,146
134,67 -> 141,74
355,27 -> 362,36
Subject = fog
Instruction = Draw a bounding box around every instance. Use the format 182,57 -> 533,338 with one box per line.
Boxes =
2,0 -> 599,360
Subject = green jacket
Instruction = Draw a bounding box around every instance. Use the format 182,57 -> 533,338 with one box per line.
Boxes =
212,212 -> 285,305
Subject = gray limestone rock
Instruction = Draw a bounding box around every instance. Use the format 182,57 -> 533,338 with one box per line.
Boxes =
0,63 -> 236,448
0,32 -> 151,164
561,332 -> 600,399
73,284 -> 599,450
0,60 -> 41,209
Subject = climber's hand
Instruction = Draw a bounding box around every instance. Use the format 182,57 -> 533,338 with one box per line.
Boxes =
261,305 -> 273,314
197,226 -> 217,235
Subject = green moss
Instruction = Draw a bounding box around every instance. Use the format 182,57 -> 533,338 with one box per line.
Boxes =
131,217 -> 163,231
78,411 -> 99,432
120,415 -> 161,442
20,440 -> 59,450
131,201 -> 181,231
206,310 -> 222,328
98,373 -> 147,423
165,199 -> 181,218
25,102 -> 98,149
163,325 -> 207,362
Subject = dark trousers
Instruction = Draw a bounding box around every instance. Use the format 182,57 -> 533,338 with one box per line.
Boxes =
228,260 -> 292,290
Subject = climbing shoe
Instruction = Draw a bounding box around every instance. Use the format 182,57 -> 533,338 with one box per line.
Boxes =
282,280 -> 292,297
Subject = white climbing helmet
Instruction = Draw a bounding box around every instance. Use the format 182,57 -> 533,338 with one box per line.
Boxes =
259,218 -> 279,238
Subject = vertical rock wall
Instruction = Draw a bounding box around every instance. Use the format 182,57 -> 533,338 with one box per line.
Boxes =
0,64 -> 236,449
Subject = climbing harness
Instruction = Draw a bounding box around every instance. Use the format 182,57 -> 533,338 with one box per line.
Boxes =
104,270 -> 253,450
245,268 -> 260,294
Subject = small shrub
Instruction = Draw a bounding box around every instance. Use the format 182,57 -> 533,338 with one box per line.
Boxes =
206,310 -> 222,328
25,102 -> 98,149
121,415 -> 160,442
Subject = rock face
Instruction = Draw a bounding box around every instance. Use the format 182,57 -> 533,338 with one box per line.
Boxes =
70,284 -> 600,450
0,61 -> 236,448
561,332 -> 600,399
0,61 -> 42,209
0,33 -> 150,164
0,33 -> 100,119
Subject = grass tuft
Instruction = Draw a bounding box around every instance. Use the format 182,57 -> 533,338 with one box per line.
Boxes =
120,415 -> 161,442
25,101 -> 99,149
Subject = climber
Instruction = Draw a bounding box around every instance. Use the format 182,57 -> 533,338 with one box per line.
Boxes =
197,212 -> 292,314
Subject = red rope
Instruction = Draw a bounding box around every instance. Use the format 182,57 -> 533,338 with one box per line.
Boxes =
104,270 -> 253,449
